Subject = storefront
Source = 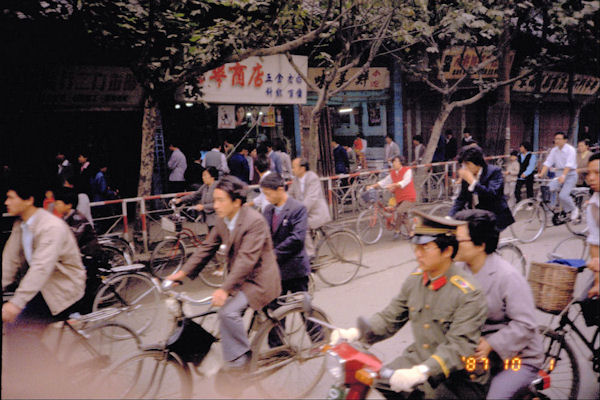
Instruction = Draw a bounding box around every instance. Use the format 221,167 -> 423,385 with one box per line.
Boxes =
175,54 -> 308,157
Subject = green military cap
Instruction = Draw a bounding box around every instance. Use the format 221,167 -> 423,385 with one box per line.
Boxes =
410,210 -> 466,244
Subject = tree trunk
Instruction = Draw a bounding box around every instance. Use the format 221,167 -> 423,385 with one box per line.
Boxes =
414,101 -> 453,200
307,109 -> 322,172
137,95 -> 158,197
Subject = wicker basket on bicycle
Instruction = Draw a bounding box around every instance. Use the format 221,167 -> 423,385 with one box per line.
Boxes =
527,261 -> 578,314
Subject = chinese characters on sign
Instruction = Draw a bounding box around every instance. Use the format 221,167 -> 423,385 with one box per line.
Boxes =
440,47 -> 515,80
5,65 -> 143,111
513,71 -> 600,96
306,68 -> 390,91
178,54 -> 307,104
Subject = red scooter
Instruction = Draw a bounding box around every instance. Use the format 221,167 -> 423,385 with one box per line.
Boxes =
315,318 -> 552,400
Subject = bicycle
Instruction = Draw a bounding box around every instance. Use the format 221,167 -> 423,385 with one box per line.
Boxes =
2,293 -> 142,398
91,263 -> 162,338
355,189 -> 415,245
309,225 -> 364,286
103,280 -> 332,399
150,202 -> 223,287
98,234 -> 136,266
426,198 -> 527,276
511,178 -> 590,243
532,268 -> 599,400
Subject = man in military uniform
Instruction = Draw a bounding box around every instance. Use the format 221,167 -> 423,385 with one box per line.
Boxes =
330,210 -> 488,399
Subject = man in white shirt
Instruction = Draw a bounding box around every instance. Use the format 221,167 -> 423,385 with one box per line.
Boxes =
538,132 -> 579,221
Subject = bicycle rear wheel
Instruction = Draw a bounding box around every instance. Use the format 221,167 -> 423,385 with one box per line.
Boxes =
103,349 -> 192,399
314,230 -> 362,286
250,306 -> 331,399
198,257 -> 226,288
150,238 -> 186,278
539,326 -> 579,400
356,208 -> 383,244
565,192 -> 589,236
92,272 -> 161,338
510,199 -> 545,243
496,243 -> 526,276
101,244 -> 129,269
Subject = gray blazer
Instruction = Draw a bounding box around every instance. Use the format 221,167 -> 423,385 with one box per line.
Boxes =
179,182 -> 216,227
461,253 -> 544,368
2,209 -> 86,315
288,171 -> 332,230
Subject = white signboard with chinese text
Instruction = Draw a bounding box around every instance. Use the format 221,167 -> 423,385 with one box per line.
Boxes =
178,55 -> 307,104
307,68 -> 389,91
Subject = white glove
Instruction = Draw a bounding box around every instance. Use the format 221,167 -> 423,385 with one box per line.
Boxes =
329,327 -> 360,345
389,365 -> 428,393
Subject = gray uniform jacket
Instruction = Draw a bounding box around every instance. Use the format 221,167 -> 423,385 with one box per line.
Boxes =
462,253 -> 544,368
2,209 -> 86,315
179,182 -> 216,227
365,263 -> 488,385
288,171 -> 332,230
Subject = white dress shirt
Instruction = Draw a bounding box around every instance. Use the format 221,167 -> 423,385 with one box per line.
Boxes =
543,144 -> 577,172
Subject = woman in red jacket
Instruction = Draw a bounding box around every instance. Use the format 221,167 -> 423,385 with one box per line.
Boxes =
369,156 -> 416,239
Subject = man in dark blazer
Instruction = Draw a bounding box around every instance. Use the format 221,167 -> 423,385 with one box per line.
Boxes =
449,146 -> 515,231
261,173 -> 311,291
260,173 -> 322,346
166,176 -> 281,371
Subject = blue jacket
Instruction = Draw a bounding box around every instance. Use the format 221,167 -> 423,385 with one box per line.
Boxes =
263,197 -> 310,281
449,164 -> 515,230
333,145 -> 349,174
228,152 -> 250,183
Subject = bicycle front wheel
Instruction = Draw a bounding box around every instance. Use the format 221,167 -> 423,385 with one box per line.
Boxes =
103,349 -> 192,399
250,306 -> 331,399
150,238 -> 186,278
565,192 -> 589,236
53,322 -> 141,397
510,199 -> 545,243
539,326 -> 579,400
314,230 -> 362,286
356,208 -> 383,244
496,243 -> 526,276
92,272 -> 161,337
198,257 -> 226,288
429,202 -> 453,218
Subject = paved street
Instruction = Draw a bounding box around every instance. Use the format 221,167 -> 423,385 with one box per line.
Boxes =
2,219 -> 597,399
136,221 -> 598,399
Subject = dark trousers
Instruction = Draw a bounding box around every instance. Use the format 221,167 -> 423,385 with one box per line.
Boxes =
267,276 -> 324,347
514,176 -> 534,203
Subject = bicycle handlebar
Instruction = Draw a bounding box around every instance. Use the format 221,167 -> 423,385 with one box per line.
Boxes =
152,278 -> 213,305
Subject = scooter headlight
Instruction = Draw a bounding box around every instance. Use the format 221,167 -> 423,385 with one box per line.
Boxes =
326,350 -> 345,383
